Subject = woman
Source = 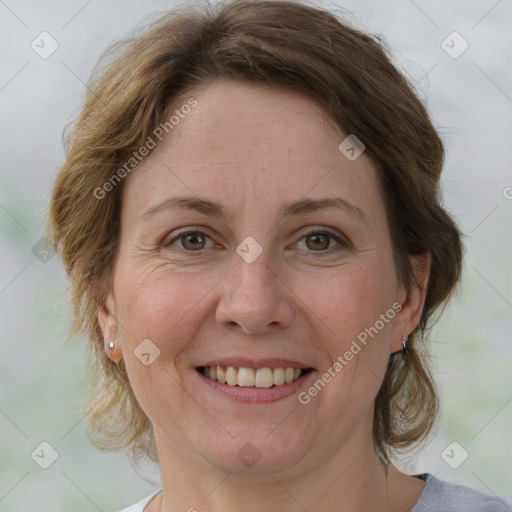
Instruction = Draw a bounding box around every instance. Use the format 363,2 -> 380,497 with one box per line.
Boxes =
48,1 -> 511,511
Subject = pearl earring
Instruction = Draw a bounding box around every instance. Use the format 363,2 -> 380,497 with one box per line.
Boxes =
108,340 -> 114,350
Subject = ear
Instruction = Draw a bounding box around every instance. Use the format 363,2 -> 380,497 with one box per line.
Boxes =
97,294 -> 123,363
391,252 -> 431,353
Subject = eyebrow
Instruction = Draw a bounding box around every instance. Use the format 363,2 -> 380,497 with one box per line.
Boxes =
141,195 -> 367,223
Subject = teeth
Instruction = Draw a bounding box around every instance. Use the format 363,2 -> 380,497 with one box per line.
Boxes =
255,368 -> 273,388
200,366 -> 307,387
273,367 -> 285,385
226,366 -> 238,386
217,365 -> 226,384
237,367 -> 255,387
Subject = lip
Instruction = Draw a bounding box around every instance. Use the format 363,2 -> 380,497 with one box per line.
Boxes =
196,367 -> 317,403
198,357 -> 314,370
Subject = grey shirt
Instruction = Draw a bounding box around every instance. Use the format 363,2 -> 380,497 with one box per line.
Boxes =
117,473 -> 512,511
411,473 -> 512,511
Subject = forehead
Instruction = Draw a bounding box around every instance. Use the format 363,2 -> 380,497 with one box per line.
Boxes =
172,80 -> 343,158
122,79 -> 382,222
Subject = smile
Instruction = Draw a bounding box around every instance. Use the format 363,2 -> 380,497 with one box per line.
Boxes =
197,366 -> 313,388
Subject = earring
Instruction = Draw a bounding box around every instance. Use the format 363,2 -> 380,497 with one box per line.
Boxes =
108,340 -> 114,350
402,334 -> 408,352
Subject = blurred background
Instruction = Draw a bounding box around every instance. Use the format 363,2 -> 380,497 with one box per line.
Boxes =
1,0 -> 511,510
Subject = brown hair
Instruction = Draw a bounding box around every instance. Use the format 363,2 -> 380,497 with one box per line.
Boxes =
48,0 -> 463,464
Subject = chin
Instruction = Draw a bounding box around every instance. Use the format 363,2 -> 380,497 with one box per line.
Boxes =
195,426 -> 313,476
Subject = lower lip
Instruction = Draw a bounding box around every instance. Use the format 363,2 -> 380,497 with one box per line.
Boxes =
196,369 -> 317,403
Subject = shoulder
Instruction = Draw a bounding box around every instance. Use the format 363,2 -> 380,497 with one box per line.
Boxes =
413,474 -> 512,512
116,489 -> 162,512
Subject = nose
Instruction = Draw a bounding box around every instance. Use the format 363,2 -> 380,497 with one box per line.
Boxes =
215,255 -> 294,335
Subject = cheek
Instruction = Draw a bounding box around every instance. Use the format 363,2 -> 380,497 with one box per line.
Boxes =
111,266 -> 211,423
113,263 -> 211,360
301,261 -> 396,342
302,260 -> 398,403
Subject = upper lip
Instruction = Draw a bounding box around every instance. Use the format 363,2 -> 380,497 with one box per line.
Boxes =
198,357 -> 315,370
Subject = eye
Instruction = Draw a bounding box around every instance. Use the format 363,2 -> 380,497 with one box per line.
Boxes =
295,229 -> 348,255
163,228 -> 349,255
165,230 -> 215,252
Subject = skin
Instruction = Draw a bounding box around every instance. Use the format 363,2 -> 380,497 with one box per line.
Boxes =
99,79 -> 431,512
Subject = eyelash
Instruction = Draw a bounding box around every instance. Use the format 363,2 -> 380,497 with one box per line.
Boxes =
164,228 -> 349,256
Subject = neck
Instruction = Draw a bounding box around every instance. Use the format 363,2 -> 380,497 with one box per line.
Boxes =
149,426 -> 424,512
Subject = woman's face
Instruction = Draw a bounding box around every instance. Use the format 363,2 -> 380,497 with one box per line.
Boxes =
100,79 -> 426,476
